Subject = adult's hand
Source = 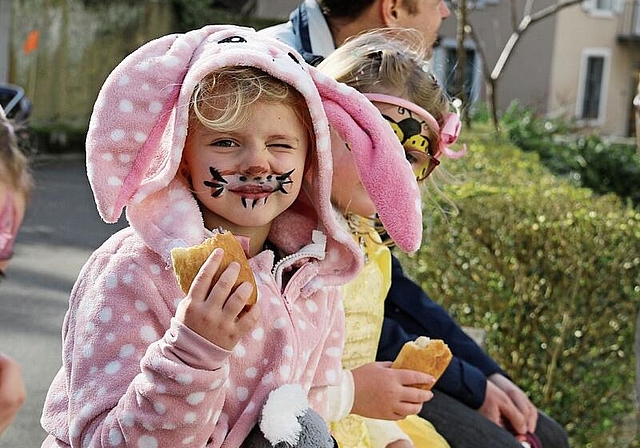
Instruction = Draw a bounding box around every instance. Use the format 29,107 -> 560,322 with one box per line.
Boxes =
489,373 -> 538,433
0,353 -> 26,435
351,361 -> 433,420
478,377 -> 527,434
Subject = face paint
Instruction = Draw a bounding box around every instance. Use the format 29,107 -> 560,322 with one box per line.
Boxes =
381,113 -> 440,181
203,166 -> 296,209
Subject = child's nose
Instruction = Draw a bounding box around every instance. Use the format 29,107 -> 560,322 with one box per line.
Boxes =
239,146 -> 271,175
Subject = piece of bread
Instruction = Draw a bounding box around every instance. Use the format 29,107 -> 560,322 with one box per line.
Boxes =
391,336 -> 453,390
170,231 -> 258,305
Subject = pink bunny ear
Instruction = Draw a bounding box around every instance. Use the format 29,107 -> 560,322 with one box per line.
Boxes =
308,67 -> 423,253
86,25 -> 230,223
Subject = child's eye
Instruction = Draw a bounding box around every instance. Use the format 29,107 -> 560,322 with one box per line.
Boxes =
211,139 -> 238,148
268,143 -> 295,150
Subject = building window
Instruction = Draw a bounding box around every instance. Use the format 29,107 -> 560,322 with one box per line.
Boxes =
432,39 -> 481,107
595,0 -> 613,10
582,56 -> 605,119
576,49 -> 610,123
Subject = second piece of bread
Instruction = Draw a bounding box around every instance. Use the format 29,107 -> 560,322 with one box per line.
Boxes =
391,336 -> 453,390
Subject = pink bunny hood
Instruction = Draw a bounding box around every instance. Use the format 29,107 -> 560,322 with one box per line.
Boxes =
85,25 -> 422,270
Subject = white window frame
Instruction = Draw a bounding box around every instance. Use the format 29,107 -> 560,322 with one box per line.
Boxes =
582,0 -> 621,17
575,48 -> 611,126
432,38 -> 482,107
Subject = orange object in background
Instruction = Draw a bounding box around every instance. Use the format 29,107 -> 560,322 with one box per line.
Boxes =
23,30 -> 39,55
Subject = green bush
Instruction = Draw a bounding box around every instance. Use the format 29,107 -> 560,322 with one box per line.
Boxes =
502,103 -> 640,207
398,131 -> 640,447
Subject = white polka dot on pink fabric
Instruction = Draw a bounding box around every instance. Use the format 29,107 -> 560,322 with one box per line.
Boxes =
237,386 -> 249,401
283,346 -> 293,358
119,344 -> 135,358
99,307 -> 112,322
105,273 -> 118,289
153,402 -> 166,415
119,154 -> 131,163
149,264 -> 161,275
298,319 -> 307,330
261,372 -> 274,385
279,365 -> 290,380
325,347 -> 341,357
177,373 -> 194,385
134,132 -> 147,143
108,176 -> 123,187
135,300 -> 149,312
148,101 -> 162,113
186,392 -> 205,405
119,99 -> 133,113
182,436 -> 195,445
140,326 -> 158,343
233,343 -> 246,358
305,300 -> 318,313
105,361 -> 121,375
251,327 -> 264,340
245,367 -> 257,378
137,435 -> 158,448
273,317 -> 286,329
109,427 -> 123,445
118,75 -> 130,86
110,129 -> 125,141
184,412 -> 196,424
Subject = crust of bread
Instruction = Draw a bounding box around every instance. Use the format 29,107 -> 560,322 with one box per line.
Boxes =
170,231 -> 257,305
391,338 -> 453,390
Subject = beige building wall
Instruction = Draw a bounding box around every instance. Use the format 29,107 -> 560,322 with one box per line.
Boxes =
436,0 -> 559,112
548,6 -> 636,136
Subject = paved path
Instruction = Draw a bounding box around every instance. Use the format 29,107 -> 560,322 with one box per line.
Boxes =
0,155 -> 125,447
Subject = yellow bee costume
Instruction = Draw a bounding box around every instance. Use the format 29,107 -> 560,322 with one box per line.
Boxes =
330,226 -> 449,448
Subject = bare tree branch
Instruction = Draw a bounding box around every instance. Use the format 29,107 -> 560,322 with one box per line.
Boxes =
491,0 -> 582,79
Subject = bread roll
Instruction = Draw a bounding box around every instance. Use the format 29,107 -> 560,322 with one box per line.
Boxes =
170,231 -> 258,305
391,336 -> 452,390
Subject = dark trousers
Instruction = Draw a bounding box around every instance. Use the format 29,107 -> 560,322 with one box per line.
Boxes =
419,392 -> 570,448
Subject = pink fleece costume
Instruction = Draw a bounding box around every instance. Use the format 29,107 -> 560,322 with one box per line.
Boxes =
40,25 -> 422,448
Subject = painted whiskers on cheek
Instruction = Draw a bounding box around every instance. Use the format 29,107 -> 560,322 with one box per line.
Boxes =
202,166 -> 296,209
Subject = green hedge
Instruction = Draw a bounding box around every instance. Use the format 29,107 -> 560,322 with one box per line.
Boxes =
398,129 -> 640,447
502,103 -> 640,207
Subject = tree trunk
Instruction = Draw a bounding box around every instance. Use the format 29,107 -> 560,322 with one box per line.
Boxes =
634,77 -> 639,151
455,0 -> 468,123
486,79 -> 500,132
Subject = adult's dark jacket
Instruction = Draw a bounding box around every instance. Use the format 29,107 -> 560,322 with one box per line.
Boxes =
377,255 -> 507,409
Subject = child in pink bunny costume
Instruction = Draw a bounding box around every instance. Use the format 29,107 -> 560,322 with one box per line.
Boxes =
40,25 -> 423,448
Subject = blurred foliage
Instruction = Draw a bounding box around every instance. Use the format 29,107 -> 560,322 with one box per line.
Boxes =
171,0 -> 278,32
502,103 -> 640,208
398,128 -> 640,447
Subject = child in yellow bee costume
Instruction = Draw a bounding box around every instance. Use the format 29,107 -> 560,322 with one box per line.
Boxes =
318,28 -> 465,448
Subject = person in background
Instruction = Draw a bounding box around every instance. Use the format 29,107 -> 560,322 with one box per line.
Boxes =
0,107 -> 32,436
262,2 -> 570,447
260,0 -> 450,64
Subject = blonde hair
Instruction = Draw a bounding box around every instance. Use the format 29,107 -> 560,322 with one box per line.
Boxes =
318,28 -> 450,150
190,66 -> 313,138
0,113 -> 33,201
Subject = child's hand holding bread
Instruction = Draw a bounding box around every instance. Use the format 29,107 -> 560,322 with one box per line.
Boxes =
171,231 -> 259,350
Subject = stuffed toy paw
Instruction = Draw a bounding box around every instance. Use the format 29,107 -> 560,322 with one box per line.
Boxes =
243,384 -> 336,448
